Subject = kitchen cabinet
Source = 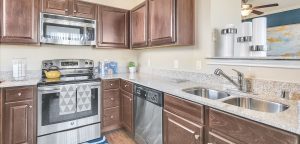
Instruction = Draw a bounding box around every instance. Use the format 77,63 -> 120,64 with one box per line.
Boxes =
42,0 -> 96,19
97,6 -> 129,48
120,80 -> 133,135
148,0 -> 195,47
164,94 -> 205,144
1,86 -> 36,144
101,79 -> 121,133
0,0 -> 39,44
131,2 -> 148,48
208,109 -> 299,144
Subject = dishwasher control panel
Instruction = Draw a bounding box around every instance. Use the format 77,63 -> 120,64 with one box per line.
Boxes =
134,85 -> 164,107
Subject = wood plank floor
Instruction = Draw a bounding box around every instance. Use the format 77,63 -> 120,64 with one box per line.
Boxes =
105,130 -> 136,144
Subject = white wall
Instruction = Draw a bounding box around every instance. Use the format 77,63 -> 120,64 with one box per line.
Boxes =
0,45 -> 138,71
137,0 -> 300,83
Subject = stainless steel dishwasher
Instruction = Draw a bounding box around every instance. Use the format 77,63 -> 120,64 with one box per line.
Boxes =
134,84 -> 164,144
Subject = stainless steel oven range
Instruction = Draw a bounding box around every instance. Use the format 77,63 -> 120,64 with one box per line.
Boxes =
37,59 -> 101,144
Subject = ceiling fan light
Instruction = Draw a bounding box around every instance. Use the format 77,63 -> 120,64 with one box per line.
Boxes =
241,9 -> 253,16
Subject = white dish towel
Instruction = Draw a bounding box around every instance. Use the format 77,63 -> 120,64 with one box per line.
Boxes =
59,85 -> 77,115
77,84 -> 92,112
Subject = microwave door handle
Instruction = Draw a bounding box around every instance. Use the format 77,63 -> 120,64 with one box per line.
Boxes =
38,87 -> 60,92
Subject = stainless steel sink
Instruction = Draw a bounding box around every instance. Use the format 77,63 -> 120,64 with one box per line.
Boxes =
223,97 -> 289,113
183,87 -> 230,100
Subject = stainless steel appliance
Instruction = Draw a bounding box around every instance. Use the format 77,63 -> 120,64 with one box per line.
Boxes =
40,13 -> 96,46
134,84 -> 163,144
37,59 -> 101,144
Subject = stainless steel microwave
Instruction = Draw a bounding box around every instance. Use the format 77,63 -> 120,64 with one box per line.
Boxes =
40,13 -> 96,46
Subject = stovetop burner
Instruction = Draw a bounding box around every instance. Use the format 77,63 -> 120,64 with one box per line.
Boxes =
39,59 -> 100,86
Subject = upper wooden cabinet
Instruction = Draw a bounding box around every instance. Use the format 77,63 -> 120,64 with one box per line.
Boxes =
131,2 -> 148,48
73,0 -> 96,19
97,6 -> 129,48
148,0 -> 195,47
42,0 -> 96,19
0,0 -> 39,44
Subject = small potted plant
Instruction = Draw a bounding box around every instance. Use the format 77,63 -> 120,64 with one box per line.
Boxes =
128,61 -> 137,73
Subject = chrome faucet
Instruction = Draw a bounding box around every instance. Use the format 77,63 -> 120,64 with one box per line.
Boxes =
214,68 -> 247,92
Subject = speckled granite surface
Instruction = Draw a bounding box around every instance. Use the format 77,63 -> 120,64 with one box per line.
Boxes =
100,73 -> 300,135
1,71 -> 300,135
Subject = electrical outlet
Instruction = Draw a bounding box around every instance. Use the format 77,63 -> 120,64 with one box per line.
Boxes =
173,60 -> 179,69
196,60 -> 202,70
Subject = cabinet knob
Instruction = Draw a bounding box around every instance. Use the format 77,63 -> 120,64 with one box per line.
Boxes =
194,134 -> 200,140
110,83 -> 113,86
29,105 -> 33,109
110,115 -> 114,119
65,9 -> 68,12
130,98 -> 133,102
74,10 -> 77,13
18,92 -> 22,96
111,98 -> 114,101
125,85 -> 128,87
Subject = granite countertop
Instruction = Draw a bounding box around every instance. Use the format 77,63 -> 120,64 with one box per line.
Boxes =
1,73 -> 300,135
101,73 -> 300,135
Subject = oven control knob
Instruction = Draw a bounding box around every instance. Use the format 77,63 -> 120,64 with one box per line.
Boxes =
70,122 -> 75,125
49,62 -> 53,66
44,63 -> 48,67
85,62 -> 89,65
89,62 -> 93,65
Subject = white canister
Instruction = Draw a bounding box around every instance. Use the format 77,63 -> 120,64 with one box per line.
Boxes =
12,58 -> 27,81
217,24 -> 237,57
129,67 -> 137,74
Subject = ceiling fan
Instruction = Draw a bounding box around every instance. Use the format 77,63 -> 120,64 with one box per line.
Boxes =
241,0 -> 279,17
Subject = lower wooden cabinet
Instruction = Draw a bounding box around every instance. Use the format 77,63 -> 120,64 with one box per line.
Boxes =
120,90 -> 133,135
164,94 -> 205,144
4,100 -> 34,144
164,110 -> 203,144
209,109 -> 299,144
1,86 -> 36,144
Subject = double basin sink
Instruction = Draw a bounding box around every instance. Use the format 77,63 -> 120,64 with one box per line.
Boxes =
183,87 -> 289,113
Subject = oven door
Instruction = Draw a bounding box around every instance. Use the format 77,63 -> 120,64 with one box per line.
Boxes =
38,82 -> 100,136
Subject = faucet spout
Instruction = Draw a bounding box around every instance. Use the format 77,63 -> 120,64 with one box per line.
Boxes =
214,68 -> 246,92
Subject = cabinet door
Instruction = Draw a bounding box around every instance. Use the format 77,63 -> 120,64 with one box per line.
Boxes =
149,0 -> 176,46
73,0 -> 96,19
42,0 -> 69,15
1,0 -> 38,44
120,90 -> 133,134
4,100 -> 34,144
208,132 -> 238,144
131,2 -> 148,48
97,6 -> 129,48
164,110 -> 203,144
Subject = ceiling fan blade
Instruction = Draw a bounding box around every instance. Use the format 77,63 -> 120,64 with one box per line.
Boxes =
253,3 -> 279,9
252,10 -> 264,15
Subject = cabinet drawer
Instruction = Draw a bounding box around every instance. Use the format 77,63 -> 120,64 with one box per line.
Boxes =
164,94 -> 204,125
208,132 -> 238,144
209,109 -> 299,144
103,107 -> 120,127
5,86 -> 34,102
103,79 -> 120,90
103,90 -> 120,108
120,80 -> 133,94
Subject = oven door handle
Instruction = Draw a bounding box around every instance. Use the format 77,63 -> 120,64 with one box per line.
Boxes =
38,87 -> 60,92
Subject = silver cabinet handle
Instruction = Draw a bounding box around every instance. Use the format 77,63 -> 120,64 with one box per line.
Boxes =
194,134 -> 200,140
18,92 -> 22,96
